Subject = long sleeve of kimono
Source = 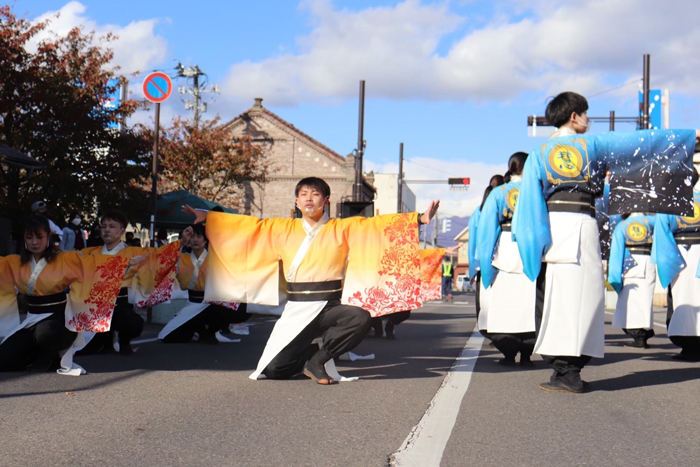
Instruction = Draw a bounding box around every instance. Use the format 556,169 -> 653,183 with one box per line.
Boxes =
512,151 -> 550,281
607,223 -> 633,293
476,191 -> 503,288
129,241 -> 183,307
343,213 -> 421,317
600,129 -> 696,216
420,248 -> 445,302
205,212 -> 286,305
59,252 -> 130,332
0,256 -> 19,338
468,208 -> 481,280
652,213 -> 686,288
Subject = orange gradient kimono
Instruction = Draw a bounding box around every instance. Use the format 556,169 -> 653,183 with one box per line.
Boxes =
0,256 -> 20,337
204,211 -> 423,317
420,248 -> 446,302
175,251 -> 240,310
1,252 -> 128,333
81,241 -> 181,308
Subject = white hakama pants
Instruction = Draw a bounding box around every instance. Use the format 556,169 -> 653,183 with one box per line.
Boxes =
534,212 -> 605,359
613,254 -> 656,330
668,244 -> 700,337
488,232 -> 536,333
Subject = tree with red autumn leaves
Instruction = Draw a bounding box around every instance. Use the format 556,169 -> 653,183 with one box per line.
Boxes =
141,116 -> 268,209
0,6 -> 150,234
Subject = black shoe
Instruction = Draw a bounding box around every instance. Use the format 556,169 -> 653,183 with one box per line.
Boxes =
119,341 -> 135,355
302,359 -> 335,385
539,379 -> 584,394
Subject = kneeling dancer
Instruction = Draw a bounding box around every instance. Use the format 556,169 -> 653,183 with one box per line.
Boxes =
0,216 -> 129,373
185,177 -> 438,384
159,223 -> 250,343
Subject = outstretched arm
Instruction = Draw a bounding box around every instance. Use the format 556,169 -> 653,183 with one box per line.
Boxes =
445,244 -> 461,256
182,205 -> 208,224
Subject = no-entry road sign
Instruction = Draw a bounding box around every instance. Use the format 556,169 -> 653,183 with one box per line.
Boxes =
143,72 -> 173,103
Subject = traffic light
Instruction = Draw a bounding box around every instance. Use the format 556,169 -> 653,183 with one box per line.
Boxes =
441,218 -> 452,233
448,178 -> 470,186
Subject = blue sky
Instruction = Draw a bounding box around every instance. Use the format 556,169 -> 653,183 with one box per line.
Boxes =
12,0 -> 700,217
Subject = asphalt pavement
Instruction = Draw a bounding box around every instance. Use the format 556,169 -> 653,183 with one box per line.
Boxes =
1,295 -> 699,467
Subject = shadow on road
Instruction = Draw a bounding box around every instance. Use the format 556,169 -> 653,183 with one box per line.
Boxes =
591,366 -> 700,392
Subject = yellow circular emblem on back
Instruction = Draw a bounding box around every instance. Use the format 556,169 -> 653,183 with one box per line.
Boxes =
626,222 -> 648,242
548,145 -> 583,178
506,188 -> 519,212
681,201 -> 700,224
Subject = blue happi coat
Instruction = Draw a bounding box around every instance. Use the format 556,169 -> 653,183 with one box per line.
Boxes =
607,215 -> 655,293
467,207 -> 481,280
477,180 -> 521,288
512,129 -> 696,281
653,190 -> 700,287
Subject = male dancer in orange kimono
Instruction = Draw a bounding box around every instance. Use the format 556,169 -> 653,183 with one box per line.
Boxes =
185,177 -> 439,385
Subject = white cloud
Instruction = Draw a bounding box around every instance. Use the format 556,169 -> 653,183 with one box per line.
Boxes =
29,1 -> 168,75
365,157 -> 505,218
223,0 -> 700,106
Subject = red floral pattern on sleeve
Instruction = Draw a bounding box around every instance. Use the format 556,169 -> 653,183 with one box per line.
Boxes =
67,256 -> 129,332
135,242 -> 181,308
420,250 -> 444,302
347,214 -> 421,317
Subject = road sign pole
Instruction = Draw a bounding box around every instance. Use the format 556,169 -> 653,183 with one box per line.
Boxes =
142,71 -> 172,244
151,102 -> 160,244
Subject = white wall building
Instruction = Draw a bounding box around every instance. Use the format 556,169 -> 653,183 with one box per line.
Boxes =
370,172 -> 416,215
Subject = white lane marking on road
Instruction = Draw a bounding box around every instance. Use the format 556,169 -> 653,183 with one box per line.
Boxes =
131,337 -> 159,344
389,324 -> 484,467
604,311 -> 666,329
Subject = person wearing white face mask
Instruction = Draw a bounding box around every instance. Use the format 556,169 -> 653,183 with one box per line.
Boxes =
59,212 -> 87,251
513,91 -> 699,393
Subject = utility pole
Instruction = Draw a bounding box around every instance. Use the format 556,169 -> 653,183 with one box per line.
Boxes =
433,213 -> 438,247
641,54 -> 651,129
175,63 -> 220,127
610,110 -> 615,131
353,80 -> 366,202
397,143 -> 404,213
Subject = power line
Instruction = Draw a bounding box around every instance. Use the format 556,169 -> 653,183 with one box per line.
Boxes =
405,158 -> 454,176
588,78 -> 642,99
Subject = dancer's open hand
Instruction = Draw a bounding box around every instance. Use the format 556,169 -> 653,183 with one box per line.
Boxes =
420,200 -> 440,224
182,205 -> 207,224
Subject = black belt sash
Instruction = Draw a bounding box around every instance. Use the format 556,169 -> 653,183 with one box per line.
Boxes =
674,232 -> 700,246
26,292 -> 67,314
188,289 -> 205,303
546,192 -> 595,217
500,222 -> 512,232
286,280 -> 343,302
627,244 -> 652,255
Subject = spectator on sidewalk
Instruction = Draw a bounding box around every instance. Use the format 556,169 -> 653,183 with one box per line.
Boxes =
59,212 -> 86,251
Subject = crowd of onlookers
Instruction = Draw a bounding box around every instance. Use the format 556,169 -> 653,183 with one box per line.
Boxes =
27,200 -> 171,251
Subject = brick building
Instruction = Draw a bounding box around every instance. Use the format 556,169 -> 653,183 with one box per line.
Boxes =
221,98 -> 375,219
